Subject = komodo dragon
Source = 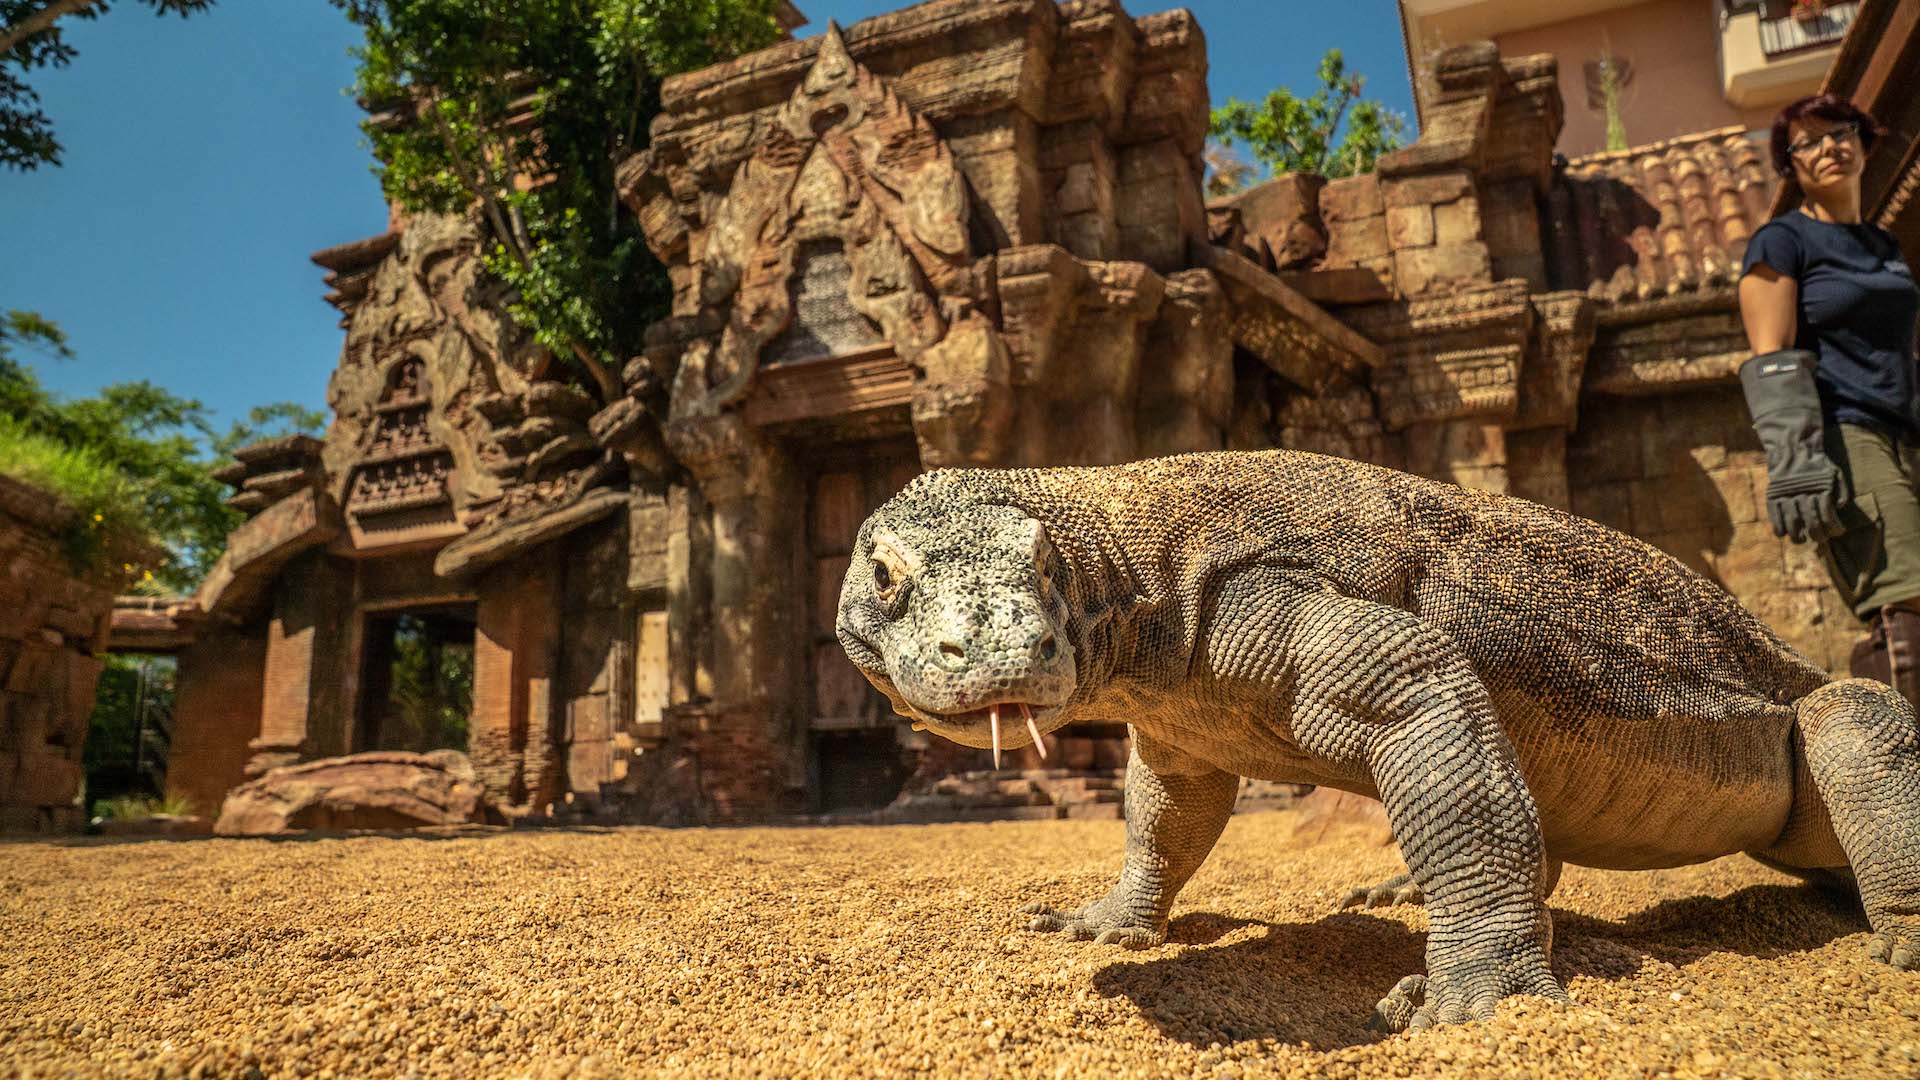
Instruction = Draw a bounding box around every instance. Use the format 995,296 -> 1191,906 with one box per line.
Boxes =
834,449 -> 1920,1031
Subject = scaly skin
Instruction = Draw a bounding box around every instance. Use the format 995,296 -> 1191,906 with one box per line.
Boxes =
834,449 -> 1920,1031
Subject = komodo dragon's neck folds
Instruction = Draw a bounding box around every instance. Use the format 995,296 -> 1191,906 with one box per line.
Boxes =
835,449 -> 1920,1033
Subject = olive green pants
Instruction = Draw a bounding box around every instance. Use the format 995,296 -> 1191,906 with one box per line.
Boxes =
1820,423 -> 1920,621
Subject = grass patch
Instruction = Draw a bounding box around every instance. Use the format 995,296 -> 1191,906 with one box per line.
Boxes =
92,793 -> 196,821
0,413 -> 156,577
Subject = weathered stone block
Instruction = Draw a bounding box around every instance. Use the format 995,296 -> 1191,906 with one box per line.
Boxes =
1748,587 -> 1829,655
1114,140 -> 1205,273
1689,444 -> 1730,472
1319,174 -> 1382,222
1324,215 -> 1390,266
1091,736 -> 1131,771
1720,465 -> 1763,526
1055,736 -> 1096,771
1391,242 -> 1491,295
4,752 -> 81,809
1712,523 -> 1786,587
1782,535 -> 1835,590
1219,174 -> 1328,270
1385,205 -> 1434,249
1433,198 -> 1482,245
1383,172 -> 1474,209
1569,482 -> 1634,534
1662,532 -> 1720,579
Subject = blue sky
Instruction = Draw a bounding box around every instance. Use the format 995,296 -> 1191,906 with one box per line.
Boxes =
0,0 -> 1413,432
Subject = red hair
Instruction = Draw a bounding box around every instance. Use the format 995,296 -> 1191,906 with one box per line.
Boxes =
1769,93 -> 1886,178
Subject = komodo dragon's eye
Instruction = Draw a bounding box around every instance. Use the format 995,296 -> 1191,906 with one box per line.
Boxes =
868,532 -> 916,606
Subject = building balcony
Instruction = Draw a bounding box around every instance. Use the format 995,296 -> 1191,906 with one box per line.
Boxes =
1719,0 -> 1857,107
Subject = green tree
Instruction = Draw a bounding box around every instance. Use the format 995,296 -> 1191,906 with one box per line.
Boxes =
1209,48 -> 1408,187
332,0 -> 783,401
0,343 -> 325,592
1,0 -> 216,170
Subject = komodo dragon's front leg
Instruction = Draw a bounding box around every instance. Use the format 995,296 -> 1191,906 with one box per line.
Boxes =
1285,592 -> 1567,1031
1024,734 -> 1240,948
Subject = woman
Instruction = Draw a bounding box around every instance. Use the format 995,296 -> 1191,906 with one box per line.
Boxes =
1738,93 -> 1920,703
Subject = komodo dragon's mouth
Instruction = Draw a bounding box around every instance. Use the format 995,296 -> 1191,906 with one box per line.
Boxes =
913,701 -> 1062,769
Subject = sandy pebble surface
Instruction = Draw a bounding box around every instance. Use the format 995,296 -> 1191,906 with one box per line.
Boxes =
3,810 -> 1917,1079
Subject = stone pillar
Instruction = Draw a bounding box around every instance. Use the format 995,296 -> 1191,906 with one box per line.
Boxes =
661,414 -> 805,821
248,552 -> 348,777
1137,269 -> 1233,457
470,548 -> 562,810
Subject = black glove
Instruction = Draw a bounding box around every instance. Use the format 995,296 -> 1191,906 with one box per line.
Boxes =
1739,348 -> 1847,542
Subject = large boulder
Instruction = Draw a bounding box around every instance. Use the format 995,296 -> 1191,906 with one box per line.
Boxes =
214,750 -> 497,835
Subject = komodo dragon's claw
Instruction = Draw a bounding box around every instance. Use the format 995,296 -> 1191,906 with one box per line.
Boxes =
1867,923 -> 1920,970
1338,872 -> 1424,912
1021,900 -> 1165,949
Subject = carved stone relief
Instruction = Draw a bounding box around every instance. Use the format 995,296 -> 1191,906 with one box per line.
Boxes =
323,215 -> 536,531
623,23 -> 1005,461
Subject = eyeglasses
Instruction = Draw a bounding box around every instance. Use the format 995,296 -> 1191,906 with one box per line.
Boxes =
1788,121 -> 1860,159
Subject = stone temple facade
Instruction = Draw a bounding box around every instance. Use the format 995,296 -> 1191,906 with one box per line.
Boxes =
120,0 -> 1867,829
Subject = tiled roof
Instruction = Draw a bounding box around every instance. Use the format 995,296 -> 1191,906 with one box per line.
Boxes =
1546,127 -> 1780,303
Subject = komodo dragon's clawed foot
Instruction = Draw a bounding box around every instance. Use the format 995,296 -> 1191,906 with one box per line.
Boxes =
1338,872 -> 1423,911
1022,898 -> 1165,949
1366,961 -> 1567,1033
1866,920 -> 1920,970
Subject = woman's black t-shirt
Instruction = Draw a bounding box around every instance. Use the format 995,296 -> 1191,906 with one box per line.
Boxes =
1741,211 -> 1920,439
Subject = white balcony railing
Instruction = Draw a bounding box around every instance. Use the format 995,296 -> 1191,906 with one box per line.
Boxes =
1758,2 -> 1859,57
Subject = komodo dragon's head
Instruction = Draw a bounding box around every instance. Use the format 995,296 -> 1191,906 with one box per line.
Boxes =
835,478 -> 1079,761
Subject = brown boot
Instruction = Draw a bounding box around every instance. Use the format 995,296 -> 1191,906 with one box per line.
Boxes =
1851,601 -> 1920,713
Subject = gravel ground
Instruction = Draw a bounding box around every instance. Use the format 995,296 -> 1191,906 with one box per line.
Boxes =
3,809 -> 1918,1079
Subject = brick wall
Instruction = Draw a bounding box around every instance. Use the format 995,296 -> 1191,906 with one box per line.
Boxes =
1569,387 -> 1861,671
0,477 -> 115,833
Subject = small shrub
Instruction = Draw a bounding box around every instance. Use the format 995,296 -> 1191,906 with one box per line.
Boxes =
0,413 -> 156,580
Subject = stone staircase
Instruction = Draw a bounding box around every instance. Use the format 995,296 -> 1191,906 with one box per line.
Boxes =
876,768 -> 1128,823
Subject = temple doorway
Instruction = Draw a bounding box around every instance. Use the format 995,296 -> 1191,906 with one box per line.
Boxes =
803,437 -> 920,811
356,604 -> 477,754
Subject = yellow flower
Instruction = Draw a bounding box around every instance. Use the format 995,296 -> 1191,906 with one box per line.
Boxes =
92,513 -> 103,523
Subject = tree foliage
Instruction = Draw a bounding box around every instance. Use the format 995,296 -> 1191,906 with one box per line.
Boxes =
1,0 -> 215,170
1208,48 -> 1407,189
0,319 -> 325,591
332,0 -> 784,399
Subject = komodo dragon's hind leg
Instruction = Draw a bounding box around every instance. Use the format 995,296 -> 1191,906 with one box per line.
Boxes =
1794,679 -> 1920,969
1340,859 -> 1561,912
1340,872 -> 1423,911
1285,595 -> 1566,1032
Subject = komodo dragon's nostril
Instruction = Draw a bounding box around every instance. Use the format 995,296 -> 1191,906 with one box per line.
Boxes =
936,641 -> 966,669
1038,634 -> 1058,661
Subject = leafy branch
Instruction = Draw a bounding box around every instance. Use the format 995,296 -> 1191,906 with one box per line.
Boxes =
331,0 -> 783,404
1208,48 -> 1407,189
1,0 -> 215,169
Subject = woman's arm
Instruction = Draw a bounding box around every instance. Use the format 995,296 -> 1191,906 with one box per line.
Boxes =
1739,263 -> 1799,353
